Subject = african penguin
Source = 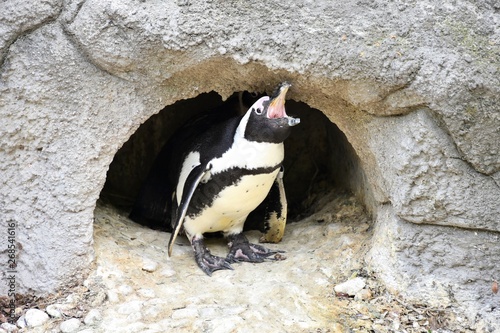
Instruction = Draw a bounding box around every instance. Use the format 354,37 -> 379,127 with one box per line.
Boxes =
167,82 -> 299,275
129,92 -> 257,231
132,82 -> 299,275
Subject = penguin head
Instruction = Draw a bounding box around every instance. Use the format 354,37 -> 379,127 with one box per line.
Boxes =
243,82 -> 300,143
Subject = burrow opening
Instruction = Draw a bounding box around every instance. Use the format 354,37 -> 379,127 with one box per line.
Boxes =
99,90 -> 368,227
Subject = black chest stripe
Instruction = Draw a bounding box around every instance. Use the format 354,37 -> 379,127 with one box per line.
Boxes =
186,164 -> 281,217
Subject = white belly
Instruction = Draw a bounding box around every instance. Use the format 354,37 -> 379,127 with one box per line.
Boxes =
183,169 -> 280,237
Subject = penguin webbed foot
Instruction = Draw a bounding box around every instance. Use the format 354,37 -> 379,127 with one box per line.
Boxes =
226,233 -> 286,263
192,238 -> 233,276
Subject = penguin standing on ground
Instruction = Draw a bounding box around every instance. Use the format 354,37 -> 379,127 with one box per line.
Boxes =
168,82 -> 299,275
133,82 -> 299,275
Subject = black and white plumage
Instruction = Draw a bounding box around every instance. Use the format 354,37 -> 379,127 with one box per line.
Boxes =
132,82 -> 299,275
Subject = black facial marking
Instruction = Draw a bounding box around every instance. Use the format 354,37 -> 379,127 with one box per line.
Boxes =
244,111 -> 293,143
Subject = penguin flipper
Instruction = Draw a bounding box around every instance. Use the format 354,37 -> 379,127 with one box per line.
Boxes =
260,166 -> 287,243
244,167 -> 287,243
168,163 -> 212,256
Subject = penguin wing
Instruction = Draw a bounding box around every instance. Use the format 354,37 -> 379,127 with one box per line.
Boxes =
244,166 -> 287,243
260,166 -> 287,243
168,163 -> 212,256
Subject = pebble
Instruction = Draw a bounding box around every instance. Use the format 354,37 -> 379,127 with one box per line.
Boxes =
84,309 -> 103,326
59,318 -> 81,333
77,329 -> 95,333
118,284 -> 134,295
171,307 -> 199,319
354,288 -> 372,301
138,288 -> 156,298
142,258 -> 158,272
123,322 -> 147,332
330,323 -> 346,333
0,328 -> 6,333
46,304 -> 63,318
91,291 -> 107,307
117,301 -> 143,315
0,323 -> 17,333
334,277 -> 366,296
106,289 -> 120,303
199,307 -> 218,318
211,316 -> 244,333
15,316 -> 25,329
24,309 -> 49,327
159,267 -> 176,277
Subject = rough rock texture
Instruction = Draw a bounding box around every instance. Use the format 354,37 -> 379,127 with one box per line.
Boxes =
0,0 -> 499,328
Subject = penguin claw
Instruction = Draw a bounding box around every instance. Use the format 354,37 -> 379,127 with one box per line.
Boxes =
192,238 -> 233,276
197,254 -> 233,276
226,233 -> 285,263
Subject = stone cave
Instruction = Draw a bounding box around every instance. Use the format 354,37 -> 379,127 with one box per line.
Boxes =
100,90 -> 368,224
1,0 -> 499,331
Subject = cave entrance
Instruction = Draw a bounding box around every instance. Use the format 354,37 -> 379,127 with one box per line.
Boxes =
99,90 -> 366,228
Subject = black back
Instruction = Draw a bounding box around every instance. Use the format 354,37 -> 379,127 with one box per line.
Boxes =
129,105 -> 241,230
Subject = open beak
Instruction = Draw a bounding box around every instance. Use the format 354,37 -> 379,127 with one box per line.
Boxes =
267,82 -> 300,126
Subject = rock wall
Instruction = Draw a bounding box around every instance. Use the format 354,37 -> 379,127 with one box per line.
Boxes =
1,0 -> 498,325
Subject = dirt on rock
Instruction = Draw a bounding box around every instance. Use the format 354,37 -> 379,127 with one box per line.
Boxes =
11,190 -> 475,333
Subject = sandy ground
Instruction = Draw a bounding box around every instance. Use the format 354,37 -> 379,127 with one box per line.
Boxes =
10,191 -> 474,333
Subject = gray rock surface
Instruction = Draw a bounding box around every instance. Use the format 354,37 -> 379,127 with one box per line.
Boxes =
0,0 -> 499,329
0,0 -> 62,64
368,205 -> 500,327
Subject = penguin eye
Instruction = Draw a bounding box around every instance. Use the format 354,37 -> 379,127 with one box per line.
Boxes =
254,107 -> 263,115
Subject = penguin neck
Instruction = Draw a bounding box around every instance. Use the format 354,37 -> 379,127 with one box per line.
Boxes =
225,112 -> 284,170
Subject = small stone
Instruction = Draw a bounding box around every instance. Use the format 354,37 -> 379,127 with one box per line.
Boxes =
64,295 -> 79,306
330,323 -> 346,333
24,309 -> 49,327
84,309 -> 102,326
91,291 -> 107,307
218,46 -> 227,55
118,284 -> 134,295
334,277 -> 366,296
15,316 -> 25,329
224,305 -> 246,315
211,316 -> 244,333
117,301 -> 143,315
123,322 -> 147,332
171,307 -> 198,319
354,288 -> 372,301
59,318 -> 81,333
46,304 -> 63,318
1,323 -> 18,332
142,258 -> 158,272
199,307 -> 218,318
159,267 -> 176,277
138,288 -> 156,298
106,290 -> 120,303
